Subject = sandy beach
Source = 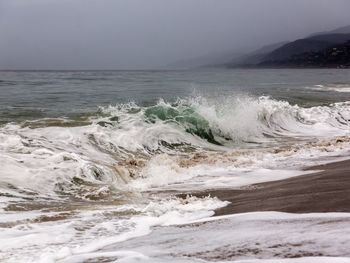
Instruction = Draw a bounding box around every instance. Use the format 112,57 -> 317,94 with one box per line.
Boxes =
184,159 -> 350,216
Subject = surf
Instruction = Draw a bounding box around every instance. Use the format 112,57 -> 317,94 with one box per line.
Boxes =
1,95 -> 350,204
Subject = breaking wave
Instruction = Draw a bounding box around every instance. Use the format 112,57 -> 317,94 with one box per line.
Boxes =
309,84 -> 350,93
100,95 -> 350,147
1,95 -> 350,203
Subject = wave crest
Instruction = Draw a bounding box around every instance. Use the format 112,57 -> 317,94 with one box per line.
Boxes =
1,95 -> 350,202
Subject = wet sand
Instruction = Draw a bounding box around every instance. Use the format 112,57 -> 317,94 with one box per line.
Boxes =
186,159 -> 350,216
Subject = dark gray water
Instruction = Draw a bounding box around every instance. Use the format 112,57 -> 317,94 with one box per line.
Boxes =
1,69 -> 350,124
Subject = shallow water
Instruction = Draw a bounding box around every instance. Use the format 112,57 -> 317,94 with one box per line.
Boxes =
1,69 -> 350,262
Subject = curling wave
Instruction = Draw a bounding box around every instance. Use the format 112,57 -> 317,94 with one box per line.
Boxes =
1,95 -> 350,203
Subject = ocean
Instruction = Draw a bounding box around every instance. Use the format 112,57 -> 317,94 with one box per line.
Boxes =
1,69 -> 350,262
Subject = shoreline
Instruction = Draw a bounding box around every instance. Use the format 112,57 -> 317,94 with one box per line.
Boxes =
183,159 -> 350,216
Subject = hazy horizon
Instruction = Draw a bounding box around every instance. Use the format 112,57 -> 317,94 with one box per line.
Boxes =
1,0 -> 350,70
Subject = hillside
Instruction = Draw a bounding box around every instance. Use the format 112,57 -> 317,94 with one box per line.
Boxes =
262,38 -> 332,62
259,41 -> 350,68
166,24 -> 350,69
262,33 -> 350,62
223,24 -> 350,68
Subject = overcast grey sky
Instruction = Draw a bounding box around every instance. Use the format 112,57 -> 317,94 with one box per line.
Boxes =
1,0 -> 350,69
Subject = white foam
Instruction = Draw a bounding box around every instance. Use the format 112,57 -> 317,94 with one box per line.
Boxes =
1,110 -> 350,200
17,211 -> 349,263
101,212 -> 350,262
310,84 -> 350,93
129,155 -> 315,191
0,196 -> 228,262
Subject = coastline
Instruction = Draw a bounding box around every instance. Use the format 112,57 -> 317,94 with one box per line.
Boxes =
184,159 -> 350,216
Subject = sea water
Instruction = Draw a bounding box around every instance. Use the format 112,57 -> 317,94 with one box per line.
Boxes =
1,69 -> 350,262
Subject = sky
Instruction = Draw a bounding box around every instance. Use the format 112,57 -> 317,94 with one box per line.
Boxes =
0,0 -> 350,70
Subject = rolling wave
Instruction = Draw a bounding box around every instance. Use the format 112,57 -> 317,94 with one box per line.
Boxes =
1,95 -> 350,204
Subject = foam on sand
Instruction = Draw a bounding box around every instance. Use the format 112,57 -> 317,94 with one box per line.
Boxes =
105,212 -> 350,263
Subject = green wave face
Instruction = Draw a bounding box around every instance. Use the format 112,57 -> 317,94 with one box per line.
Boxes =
144,105 -> 221,145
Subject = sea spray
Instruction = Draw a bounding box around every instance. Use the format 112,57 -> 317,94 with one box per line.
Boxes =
1,95 -> 350,204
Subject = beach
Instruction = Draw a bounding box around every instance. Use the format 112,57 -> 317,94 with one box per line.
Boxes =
185,159 -> 350,215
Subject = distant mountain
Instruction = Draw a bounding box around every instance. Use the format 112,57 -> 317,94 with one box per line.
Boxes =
310,33 -> 350,43
225,25 -> 350,68
167,24 -> 350,69
259,41 -> 350,68
262,34 -> 350,62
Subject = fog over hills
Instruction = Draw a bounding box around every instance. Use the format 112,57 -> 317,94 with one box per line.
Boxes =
166,24 -> 350,70
1,0 -> 350,70
221,24 -> 350,68
309,24 -> 350,37
262,33 -> 350,62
